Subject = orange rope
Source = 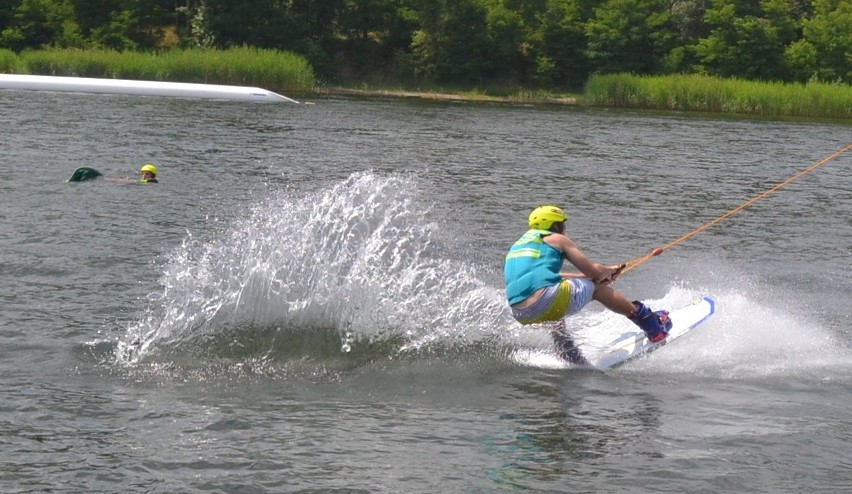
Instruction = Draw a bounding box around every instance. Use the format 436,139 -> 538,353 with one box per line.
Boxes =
620,142 -> 852,275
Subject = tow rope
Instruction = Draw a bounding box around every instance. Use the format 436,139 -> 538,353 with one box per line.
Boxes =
621,142 -> 852,275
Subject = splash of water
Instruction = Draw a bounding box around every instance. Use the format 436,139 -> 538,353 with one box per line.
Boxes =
114,171 -> 849,380
593,282 -> 848,378
625,286 -> 851,380
116,171 -> 514,365
510,277 -> 850,379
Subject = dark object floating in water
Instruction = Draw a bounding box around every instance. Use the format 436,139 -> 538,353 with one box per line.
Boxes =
67,167 -> 104,182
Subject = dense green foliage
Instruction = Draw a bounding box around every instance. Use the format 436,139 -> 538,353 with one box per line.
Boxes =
0,0 -> 848,90
585,73 -> 851,118
5,47 -> 315,90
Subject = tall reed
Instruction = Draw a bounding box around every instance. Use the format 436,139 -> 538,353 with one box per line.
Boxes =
0,48 -> 20,72
584,73 -> 852,119
12,47 -> 314,92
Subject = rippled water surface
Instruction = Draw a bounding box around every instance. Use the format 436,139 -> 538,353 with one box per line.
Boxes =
1,89 -> 851,493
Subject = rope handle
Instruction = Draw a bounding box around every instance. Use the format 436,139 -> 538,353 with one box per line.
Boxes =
620,143 -> 852,276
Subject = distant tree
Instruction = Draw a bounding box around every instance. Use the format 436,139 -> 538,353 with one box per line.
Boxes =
67,0 -> 115,38
82,0 -> 173,50
409,0 -> 491,83
693,0 -> 800,80
665,0 -> 712,71
189,0 -> 301,49
585,0 -> 675,74
0,0 -> 20,33
0,0 -> 83,51
336,0 -> 413,77
531,0 -> 591,89
287,0 -> 345,76
0,0 -> 846,89
482,1 -> 525,83
670,0 -> 713,41
785,0 -> 851,83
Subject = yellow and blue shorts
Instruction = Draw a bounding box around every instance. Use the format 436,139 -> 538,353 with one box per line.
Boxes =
511,278 -> 595,325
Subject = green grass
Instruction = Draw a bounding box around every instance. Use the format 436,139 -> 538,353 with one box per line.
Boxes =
0,48 -> 20,72
7,47 -> 315,92
584,73 -> 852,119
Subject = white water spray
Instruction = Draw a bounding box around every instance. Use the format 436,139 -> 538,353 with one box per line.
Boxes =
117,171 -> 514,364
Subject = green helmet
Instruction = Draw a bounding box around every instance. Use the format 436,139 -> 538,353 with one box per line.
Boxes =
528,205 -> 567,230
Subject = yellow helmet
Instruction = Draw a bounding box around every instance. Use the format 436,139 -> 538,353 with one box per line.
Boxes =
528,205 -> 567,230
140,163 -> 158,176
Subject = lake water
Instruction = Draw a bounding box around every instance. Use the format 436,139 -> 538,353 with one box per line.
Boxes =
2,89 -> 851,493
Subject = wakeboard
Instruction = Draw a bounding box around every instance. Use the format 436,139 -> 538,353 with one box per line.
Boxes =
590,296 -> 716,371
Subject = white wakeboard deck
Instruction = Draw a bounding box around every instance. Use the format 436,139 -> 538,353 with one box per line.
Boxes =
590,296 -> 716,371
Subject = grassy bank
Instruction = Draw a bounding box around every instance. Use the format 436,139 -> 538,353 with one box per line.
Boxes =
0,47 -> 315,92
317,75 -> 850,120
2,47 -> 849,119
584,73 -> 852,119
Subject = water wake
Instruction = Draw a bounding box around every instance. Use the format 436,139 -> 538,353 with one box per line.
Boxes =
116,171 -> 514,368
571,282 -> 849,380
112,171 -> 848,382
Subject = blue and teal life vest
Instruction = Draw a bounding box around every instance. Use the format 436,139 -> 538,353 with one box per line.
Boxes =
504,229 -> 564,305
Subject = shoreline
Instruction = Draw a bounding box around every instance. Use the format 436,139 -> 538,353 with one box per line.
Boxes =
309,85 -> 851,122
312,86 -> 579,105
2,70 -> 846,120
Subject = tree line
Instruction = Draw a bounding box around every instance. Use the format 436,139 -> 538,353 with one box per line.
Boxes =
1,0 -> 849,89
